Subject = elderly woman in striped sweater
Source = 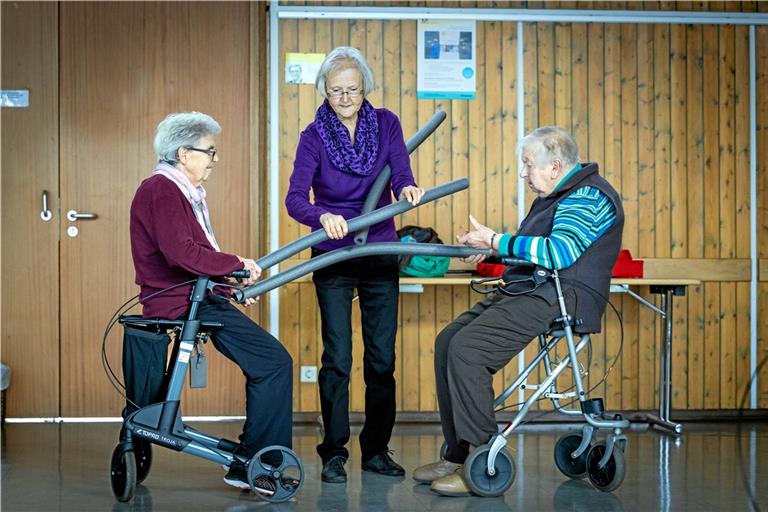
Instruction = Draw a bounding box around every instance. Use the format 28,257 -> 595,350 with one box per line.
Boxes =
413,126 -> 625,497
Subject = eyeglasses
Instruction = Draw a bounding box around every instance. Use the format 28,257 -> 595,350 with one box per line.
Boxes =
186,146 -> 217,159
327,87 -> 362,99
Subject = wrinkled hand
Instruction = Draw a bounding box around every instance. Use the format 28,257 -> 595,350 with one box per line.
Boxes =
320,212 -> 348,240
236,256 -> 262,306
399,185 -> 425,206
456,214 -> 496,263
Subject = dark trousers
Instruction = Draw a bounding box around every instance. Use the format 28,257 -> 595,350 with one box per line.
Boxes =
312,250 -> 399,463
435,290 -> 575,464
194,296 -> 293,458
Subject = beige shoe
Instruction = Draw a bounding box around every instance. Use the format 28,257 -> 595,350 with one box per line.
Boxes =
413,460 -> 462,484
430,471 -> 472,497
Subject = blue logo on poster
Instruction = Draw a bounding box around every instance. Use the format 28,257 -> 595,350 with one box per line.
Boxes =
462,67 -> 474,79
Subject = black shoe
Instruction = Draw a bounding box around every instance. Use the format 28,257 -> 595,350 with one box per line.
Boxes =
321,455 -> 347,483
223,460 -> 277,497
361,451 -> 405,477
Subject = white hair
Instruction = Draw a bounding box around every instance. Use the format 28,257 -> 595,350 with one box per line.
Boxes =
153,112 -> 221,163
315,46 -> 375,99
517,126 -> 580,169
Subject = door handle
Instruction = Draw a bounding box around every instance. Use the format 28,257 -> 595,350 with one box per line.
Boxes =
40,190 -> 52,221
66,209 -> 98,221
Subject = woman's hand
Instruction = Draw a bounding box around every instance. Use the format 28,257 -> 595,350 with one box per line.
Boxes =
235,256 -> 262,306
456,214 -> 497,263
319,212 -> 348,240
399,185 -> 425,206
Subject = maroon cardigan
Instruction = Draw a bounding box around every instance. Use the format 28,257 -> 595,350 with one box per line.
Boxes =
130,175 -> 243,319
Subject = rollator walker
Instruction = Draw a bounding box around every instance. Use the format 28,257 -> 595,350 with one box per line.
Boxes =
439,261 -> 630,497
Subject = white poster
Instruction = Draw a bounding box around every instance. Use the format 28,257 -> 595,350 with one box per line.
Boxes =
285,52 -> 326,85
417,20 -> 476,100
0,90 -> 30,107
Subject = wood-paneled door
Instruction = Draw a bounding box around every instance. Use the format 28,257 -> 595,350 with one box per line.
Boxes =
1,1 -> 60,418
2,2 -> 266,418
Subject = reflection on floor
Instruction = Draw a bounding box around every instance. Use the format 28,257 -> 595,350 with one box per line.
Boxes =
1,421 -> 766,511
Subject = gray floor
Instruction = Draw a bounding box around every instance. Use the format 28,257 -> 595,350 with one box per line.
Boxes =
1,421 -> 766,511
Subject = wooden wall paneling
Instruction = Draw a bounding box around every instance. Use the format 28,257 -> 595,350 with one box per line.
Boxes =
636,24 -> 657,410
757,16 -> 768,409
719,22 -> 738,408
685,23 -> 705,410
1,1 -> 60,417
653,24 -> 671,257
278,18 -> 302,410
669,24 -> 689,409
554,22 -> 572,129
570,24 -> 588,165
701,24 -> 721,409
536,23 -> 555,128
619,23 -> 639,410
733,12 -> 753,406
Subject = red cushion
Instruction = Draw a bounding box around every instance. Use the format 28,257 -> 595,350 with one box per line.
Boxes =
612,249 -> 644,278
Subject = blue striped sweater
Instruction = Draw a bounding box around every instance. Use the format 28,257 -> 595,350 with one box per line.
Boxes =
497,185 -> 617,270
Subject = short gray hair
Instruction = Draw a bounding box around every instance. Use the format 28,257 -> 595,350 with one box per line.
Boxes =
517,126 -> 580,169
315,46 -> 375,99
153,112 -> 221,163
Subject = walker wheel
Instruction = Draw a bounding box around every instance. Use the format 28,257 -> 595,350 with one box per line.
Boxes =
463,443 -> 516,497
247,445 -> 304,503
110,444 -> 136,502
134,438 -> 153,483
439,440 -> 449,460
554,433 -> 589,479
586,441 -> 625,492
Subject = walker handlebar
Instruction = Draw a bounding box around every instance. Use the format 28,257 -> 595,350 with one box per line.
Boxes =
254,177 -> 469,270
241,242 -> 490,301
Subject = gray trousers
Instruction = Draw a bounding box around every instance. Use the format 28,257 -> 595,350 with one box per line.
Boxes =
435,289 -> 575,463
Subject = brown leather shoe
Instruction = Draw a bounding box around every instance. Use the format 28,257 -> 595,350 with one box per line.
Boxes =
430,470 -> 472,497
413,460 -> 462,484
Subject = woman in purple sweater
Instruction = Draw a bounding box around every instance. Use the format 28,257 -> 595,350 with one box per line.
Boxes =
285,47 -> 424,483
130,112 -> 292,493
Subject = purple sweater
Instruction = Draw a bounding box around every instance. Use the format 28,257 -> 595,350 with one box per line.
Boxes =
285,108 -> 416,250
130,175 -> 243,319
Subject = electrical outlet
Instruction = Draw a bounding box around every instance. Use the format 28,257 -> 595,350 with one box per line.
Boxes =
300,365 -> 318,383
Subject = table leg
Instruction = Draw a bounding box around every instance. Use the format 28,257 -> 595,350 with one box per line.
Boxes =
646,287 -> 684,434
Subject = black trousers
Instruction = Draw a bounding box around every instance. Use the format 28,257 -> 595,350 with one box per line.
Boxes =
194,296 -> 293,458
435,289 -> 575,464
312,249 -> 399,463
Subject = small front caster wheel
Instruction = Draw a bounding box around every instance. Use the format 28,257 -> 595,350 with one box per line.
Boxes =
463,443 -> 516,497
247,445 -> 305,503
110,444 -> 136,503
554,433 -> 589,479
586,441 -> 625,492
133,438 -> 152,483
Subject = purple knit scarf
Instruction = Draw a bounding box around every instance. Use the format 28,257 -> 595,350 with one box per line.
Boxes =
314,98 -> 379,176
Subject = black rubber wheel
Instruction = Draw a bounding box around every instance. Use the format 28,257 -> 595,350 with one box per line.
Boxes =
247,445 -> 304,503
439,440 -> 449,460
586,441 -> 625,492
554,433 -> 589,479
110,444 -> 136,503
133,438 -> 152,483
463,443 -> 516,497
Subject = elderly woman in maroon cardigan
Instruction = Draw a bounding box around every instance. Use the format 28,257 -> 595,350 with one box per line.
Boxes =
285,47 -> 424,483
130,112 -> 292,493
